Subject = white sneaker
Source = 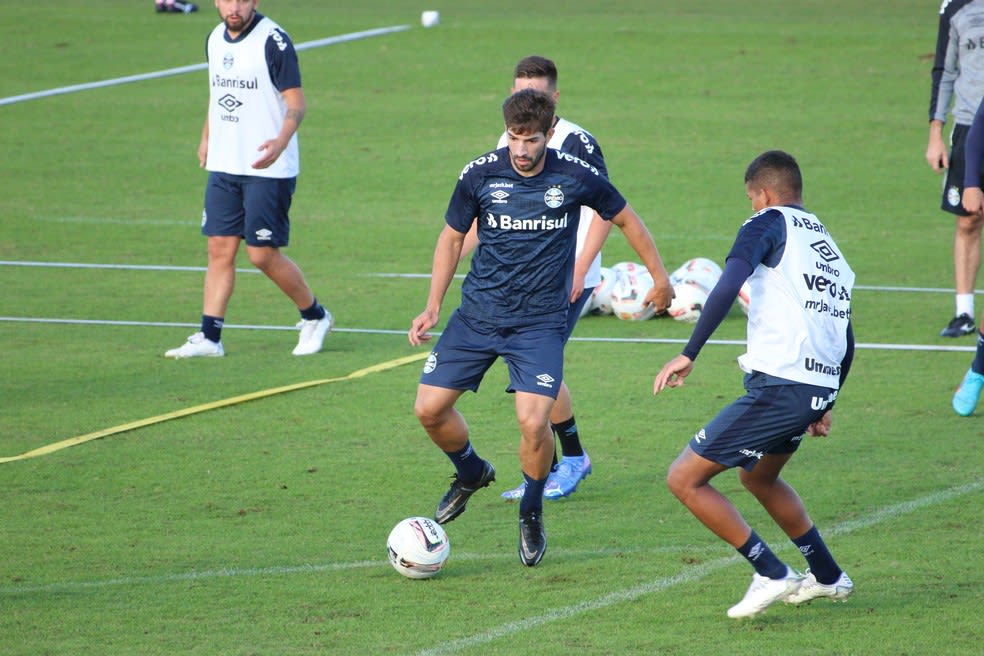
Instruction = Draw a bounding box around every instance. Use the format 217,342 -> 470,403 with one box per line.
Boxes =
727,566 -> 802,618
164,332 -> 224,359
785,570 -> 853,605
292,310 -> 333,355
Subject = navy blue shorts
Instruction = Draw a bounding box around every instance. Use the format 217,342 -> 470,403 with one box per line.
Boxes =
202,171 -> 296,247
420,310 -> 566,398
690,373 -> 837,471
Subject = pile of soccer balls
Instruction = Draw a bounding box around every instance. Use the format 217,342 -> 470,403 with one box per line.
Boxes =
586,257 -> 750,323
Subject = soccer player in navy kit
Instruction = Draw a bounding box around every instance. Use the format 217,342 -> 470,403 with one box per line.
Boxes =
409,89 -> 673,566
654,151 -> 856,617
166,0 -> 332,359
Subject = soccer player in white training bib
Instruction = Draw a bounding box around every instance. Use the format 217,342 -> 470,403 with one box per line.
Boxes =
654,151 -> 856,618
165,0 -> 332,359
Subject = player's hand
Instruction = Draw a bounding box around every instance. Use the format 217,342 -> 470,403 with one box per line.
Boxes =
653,354 -> 693,394
926,134 -> 948,172
569,269 -> 586,303
806,410 -> 832,437
644,275 -> 675,315
963,187 -> 984,215
251,140 -> 284,169
408,309 -> 439,346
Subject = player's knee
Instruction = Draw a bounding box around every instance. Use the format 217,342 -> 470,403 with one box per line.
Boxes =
665,464 -> 689,501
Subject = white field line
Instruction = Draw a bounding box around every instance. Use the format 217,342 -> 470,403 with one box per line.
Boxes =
413,478 -> 984,656
0,316 -> 975,353
0,26 -> 410,107
0,316 -> 974,353
0,545 -> 709,596
6,262 -> 981,296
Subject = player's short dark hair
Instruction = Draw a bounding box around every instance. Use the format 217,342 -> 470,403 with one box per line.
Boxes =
502,88 -> 555,135
744,150 -> 803,198
514,55 -> 558,88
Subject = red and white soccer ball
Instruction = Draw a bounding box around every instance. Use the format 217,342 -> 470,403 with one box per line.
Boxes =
670,257 -> 722,294
668,281 -> 708,323
588,266 -> 621,316
387,517 -> 450,579
610,264 -> 656,321
737,281 -> 751,316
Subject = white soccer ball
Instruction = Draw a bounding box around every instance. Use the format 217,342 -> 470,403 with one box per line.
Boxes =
588,266 -> 620,315
737,281 -> 751,315
668,281 -> 708,323
387,516 -> 450,579
611,266 -> 656,321
670,257 -> 722,294
421,10 -> 440,28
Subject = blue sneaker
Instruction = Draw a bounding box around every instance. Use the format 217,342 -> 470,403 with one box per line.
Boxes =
500,481 -> 526,501
953,368 -> 984,416
543,454 -> 592,499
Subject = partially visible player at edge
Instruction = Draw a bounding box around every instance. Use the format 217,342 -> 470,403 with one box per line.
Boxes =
926,0 -> 984,337
654,150 -> 856,618
409,88 -> 673,567
952,94 -> 984,414
166,0 -> 332,359
460,55 -> 610,502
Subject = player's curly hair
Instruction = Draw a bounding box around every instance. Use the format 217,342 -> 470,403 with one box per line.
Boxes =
502,88 -> 555,136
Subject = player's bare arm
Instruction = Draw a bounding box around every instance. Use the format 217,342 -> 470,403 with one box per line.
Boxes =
198,115 -> 209,168
253,87 -> 306,169
573,212 -> 612,302
409,224 -> 467,346
610,204 -> 673,313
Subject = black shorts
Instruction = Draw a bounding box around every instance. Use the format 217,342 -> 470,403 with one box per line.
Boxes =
941,123 -> 983,216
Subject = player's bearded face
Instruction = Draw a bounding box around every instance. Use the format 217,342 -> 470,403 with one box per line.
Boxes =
507,129 -> 548,175
217,0 -> 257,33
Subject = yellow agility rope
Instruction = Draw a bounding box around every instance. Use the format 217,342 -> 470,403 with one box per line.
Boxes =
0,351 -> 428,464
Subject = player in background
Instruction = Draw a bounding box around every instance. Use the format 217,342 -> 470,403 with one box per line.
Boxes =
461,56 -> 609,502
166,0 -> 332,359
953,95 -> 984,414
155,0 -> 198,12
409,89 -> 673,566
926,0 -> 984,337
654,151 -> 855,618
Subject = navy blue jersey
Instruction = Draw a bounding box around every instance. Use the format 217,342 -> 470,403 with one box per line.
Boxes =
446,147 -> 627,326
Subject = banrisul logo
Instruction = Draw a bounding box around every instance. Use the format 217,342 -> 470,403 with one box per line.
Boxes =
544,186 -> 564,208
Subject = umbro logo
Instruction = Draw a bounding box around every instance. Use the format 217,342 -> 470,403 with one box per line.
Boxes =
217,94 -> 243,112
490,190 -> 509,202
810,240 -> 840,263
535,373 -> 555,389
255,228 -> 273,241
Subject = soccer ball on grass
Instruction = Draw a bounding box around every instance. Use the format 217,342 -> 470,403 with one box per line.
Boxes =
668,281 -> 708,323
387,516 -> 450,579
